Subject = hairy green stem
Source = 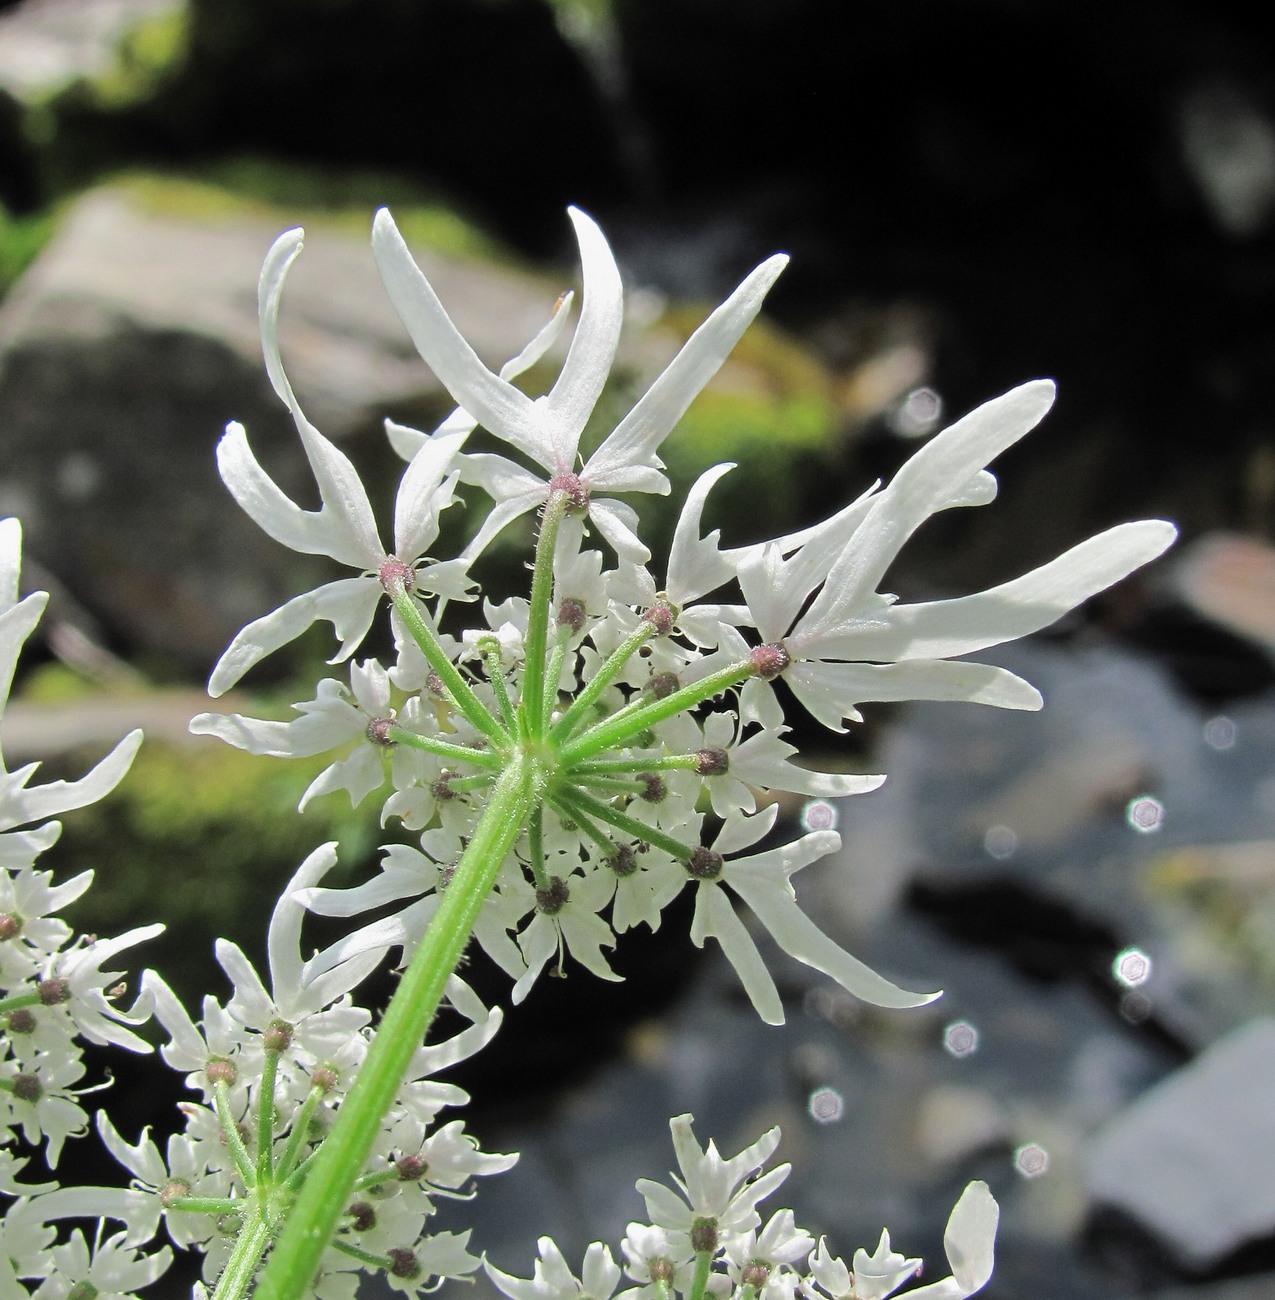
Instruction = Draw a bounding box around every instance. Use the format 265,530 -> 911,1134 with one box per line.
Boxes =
549,619 -> 655,741
253,757 -> 537,1299
385,727 -> 502,769
388,584 -> 507,748
213,1208 -> 273,1300
521,492 -> 569,737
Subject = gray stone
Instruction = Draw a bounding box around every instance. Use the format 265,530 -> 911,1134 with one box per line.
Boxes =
1086,1017 -> 1275,1270
0,0 -> 182,101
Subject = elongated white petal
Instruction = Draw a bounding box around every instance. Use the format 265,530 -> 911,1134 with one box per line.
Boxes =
217,422 -> 336,559
0,591 -> 48,714
214,937 -> 273,1026
298,747 -> 386,812
543,208 -> 624,467
0,728 -> 141,832
372,208 -> 545,460
269,843 -> 340,1010
0,516 -> 22,609
394,427 -> 466,560
386,294 -> 575,463
729,873 -> 940,1009
207,577 -> 380,696
667,462 -> 737,605
461,490 -> 547,563
730,732 -> 886,800
907,1182 -> 999,1299
257,231 -> 384,568
589,497 -> 650,563
807,519 -> 1179,663
786,659 -> 1042,732
805,380 -> 1057,630
585,253 -> 788,488
190,687 -> 362,758
691,883 -> 784,1024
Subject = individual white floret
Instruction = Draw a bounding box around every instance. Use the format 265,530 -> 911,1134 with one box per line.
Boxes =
30,1223 -> 172,1299
207,229 -> 472,696
42,923 -> 164,1052
685,806 -> 937,1025
734,382 -> 1177,732
803,1182 -> 998,1300
372,206 -> 787,562
635,1114 -> 790,1252
486,1237 -> 622,1300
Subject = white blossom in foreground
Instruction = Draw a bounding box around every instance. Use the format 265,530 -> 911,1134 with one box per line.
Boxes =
495,1117 -> 996,1300
180,200 -> 1177,1296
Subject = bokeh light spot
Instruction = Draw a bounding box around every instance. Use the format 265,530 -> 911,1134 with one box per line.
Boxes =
1015,1143 -> 1049,1178
944,1020 -> 979,1058
1113,946 -> 1152,987
1203,715 -> 1237,750
808,1087 -> 844,1124
1126,795 -> 1164,833
983,824 -> 1018,860
801,801 -> 838,832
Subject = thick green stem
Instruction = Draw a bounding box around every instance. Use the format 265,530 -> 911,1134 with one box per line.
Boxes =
687,1249 -> 714,1300
521,492 -> 569,737
561,661 -> 754,764
214,1209 -> 274,1300
388,585 -> 507,748
253,757 -> 537,1299
256,1050 -> 280,1182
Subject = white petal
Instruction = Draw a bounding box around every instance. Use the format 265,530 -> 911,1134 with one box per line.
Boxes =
215,423 -> 323,558
907,1182 -> 999,1299
0,729 -> 141,831
394,428 -> 466,560
257,231 -> 383,568
804,380 -> 1057,629
728,876 -> 939,1010
786,659 -> 1043,731
372,208 -> 546,462
543,208 -> 625,469
588,497 -> 650,563
0,592 -> 48,715
691,884 -> 784,1024
807,519 -> 1178,663
207,577 -> 380,696
0,516 -> 22,609
585,253 -> 788,489
666,463 -> 737,605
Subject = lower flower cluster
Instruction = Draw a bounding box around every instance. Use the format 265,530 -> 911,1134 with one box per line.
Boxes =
488,1115 -> 998,1300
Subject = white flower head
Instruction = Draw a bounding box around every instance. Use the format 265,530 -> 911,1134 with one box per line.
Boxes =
372,206 -> 788,563
635,1114 -> 790,1250
734,382 -> 1178,732
208,229 -> 471,696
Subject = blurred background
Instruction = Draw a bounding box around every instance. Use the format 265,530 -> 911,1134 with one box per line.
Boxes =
3,1 -> 1275,1296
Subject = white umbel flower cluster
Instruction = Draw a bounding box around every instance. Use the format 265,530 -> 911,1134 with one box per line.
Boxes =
488,1115 -> 999,1300
194,207 -> 1175,1027
0,520 -> 167,1296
